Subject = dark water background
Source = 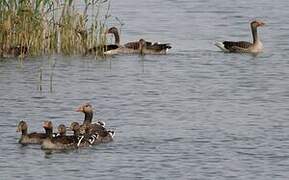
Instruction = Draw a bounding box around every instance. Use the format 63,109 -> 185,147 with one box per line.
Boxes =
1,0 -> 289,179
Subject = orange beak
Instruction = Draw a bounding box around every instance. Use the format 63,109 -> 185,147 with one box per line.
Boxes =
105,29 -> 110,35
259,22 -> 266,26
75,106 -> 83,112
43,121 -> 50,128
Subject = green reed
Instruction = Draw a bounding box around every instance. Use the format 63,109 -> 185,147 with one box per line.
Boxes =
0,0 -> 109,58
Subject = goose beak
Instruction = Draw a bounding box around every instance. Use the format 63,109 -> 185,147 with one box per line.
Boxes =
75,106 -> 83,112
259,22 -> 266,26
105,29 -> 111,34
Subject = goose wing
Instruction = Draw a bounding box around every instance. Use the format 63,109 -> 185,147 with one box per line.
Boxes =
223,41 -> 252,52
147,42 -> 172,51
89,123 -> 109,137
124,41 -> 152,50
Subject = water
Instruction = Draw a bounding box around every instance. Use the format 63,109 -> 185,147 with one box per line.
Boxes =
1,0 -> 289,179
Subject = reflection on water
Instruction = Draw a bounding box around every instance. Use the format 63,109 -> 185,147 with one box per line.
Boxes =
1,0 -> 289,179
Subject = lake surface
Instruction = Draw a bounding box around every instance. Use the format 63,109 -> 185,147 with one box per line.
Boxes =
1,0 -> 289,179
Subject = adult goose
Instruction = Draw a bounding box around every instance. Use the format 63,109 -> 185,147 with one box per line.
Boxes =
76,103 -> 115,143
75,103 -> 105,127
105,27 -> 171,55
16,120 -> 50,145
215,20 -> 265,53
139,39 -> 172,55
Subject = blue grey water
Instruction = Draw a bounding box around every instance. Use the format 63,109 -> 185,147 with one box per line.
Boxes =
1,0 -> 289,179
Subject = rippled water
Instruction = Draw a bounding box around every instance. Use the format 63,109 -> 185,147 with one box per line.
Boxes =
1,0 -> 289,179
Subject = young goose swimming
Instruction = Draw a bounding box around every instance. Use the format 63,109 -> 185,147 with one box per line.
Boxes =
105,27 -> 171,55
41,121 -> 82,150
16,120 -> 49,145
56,124 -> 66,137
215,20 -> 265,53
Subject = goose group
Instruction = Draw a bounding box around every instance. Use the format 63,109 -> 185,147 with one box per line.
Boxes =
104,27 -> 172,55
15,20 -> 266,150
90,19 -> 265,56
16,103 -> 115,151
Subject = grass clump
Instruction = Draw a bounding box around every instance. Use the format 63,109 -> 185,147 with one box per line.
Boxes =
0,0 -> 110,58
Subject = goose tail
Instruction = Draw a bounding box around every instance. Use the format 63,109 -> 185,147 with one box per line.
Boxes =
214,41 -> 229,52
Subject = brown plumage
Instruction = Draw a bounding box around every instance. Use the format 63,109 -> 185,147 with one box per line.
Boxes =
85,27 -> 120,55
223,41 -> 252,50
16,120 -> 49,145
41,121 -> 84,150
75,103 -> 94,125
124,41 -> 152,50
139,39 -> 171,55
86,44 -> 119,55
76,103 -> 115,143
57,124 -> 66,136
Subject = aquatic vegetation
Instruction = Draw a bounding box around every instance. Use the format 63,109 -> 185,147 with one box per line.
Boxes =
0,0 -> 110,58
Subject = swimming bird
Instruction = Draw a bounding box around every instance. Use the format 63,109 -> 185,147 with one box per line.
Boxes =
56,124 -> 66,137
105,27 -> 171,55
16,120 -> 50,145
76,103 -> 115,143
75,103 -> 106,127
215,20 -> 265,53
139,39 -> 171,55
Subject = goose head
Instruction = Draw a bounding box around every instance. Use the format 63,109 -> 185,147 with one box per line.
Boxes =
43,120 -> 53,137
106,27 -> 120,45
76,103 -> 94,125
251,20 -> 265,28
57,124 -> 66,136
16,120 -> 28,133
139,39 -> 147,55
106,27 -> 119,35
69,122 -> 81,135
75,103 -> 93,113
43,120 -> 53,130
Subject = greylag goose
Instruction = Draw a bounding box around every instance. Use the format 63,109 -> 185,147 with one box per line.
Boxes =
86,27 -> 119,55
86,44 -> 119,55
105,27 -> 171,55
103,27 -> 137,55
215,20 -> 265,53
75,103 -> 106,127
56,124 -> 66,137
139,39 -> 172,55
17,120 -> 50,145
76,103 -> 115,143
